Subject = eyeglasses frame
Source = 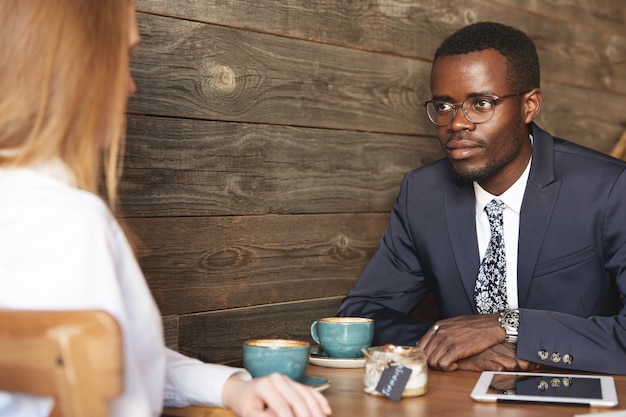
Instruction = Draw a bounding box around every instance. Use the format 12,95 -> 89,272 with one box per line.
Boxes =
423,91 -> 530,126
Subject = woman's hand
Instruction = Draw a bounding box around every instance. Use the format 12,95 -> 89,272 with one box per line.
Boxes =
222,372 -> 332,417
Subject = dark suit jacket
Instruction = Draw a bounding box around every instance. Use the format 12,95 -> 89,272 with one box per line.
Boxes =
337,123 -> 626,374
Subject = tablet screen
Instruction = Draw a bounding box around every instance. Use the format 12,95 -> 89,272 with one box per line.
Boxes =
471,371 -> 618,407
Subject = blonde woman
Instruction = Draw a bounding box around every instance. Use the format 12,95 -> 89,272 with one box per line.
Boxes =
0,1 -> 331,417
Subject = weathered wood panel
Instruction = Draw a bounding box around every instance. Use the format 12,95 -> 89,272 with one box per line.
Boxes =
127,213 -> 389,316
162,315 -> 178,350
177,299 -> 342,364
535,84 -> 626,154
493,0 -> 625,34
134,1 -> 626,95
121,115 -> 442,217
128,13 -> 430,135
134,0 -> 452,62
523,22 -> 625,96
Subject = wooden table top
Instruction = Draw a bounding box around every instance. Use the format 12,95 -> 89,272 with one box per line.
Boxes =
162,364 -> 626,417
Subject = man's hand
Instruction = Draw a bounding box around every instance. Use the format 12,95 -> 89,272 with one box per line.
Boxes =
456,343 -> 540,372
416,314 -> 505,371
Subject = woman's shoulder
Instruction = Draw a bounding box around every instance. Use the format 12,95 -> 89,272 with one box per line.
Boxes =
0,168 -> 114,232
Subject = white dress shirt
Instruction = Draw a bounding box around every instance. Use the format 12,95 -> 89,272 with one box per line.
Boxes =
473,157 -> 532,309
0,160 -> 249,417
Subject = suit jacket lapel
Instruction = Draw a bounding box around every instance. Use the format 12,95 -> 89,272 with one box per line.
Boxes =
517,124 -> 561,307
446,178 -> 481,312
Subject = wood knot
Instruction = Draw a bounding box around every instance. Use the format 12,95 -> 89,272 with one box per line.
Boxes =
464,10 -> 477,24
330,234 -> 360,260
336,234 -> 349,249
211,65 -> 236,93
201,247 -> 256,269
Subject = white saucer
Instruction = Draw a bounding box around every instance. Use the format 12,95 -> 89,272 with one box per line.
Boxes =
309,348 -> 366,369
302,375 -> 331,392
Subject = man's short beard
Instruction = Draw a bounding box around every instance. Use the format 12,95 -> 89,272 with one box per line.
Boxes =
453,151 -> 519,184
454,161 -> 502,183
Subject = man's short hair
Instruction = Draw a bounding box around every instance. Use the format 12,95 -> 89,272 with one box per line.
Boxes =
434,21 -> 540,93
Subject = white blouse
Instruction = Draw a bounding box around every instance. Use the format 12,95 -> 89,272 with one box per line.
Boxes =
0,160 -> 249,417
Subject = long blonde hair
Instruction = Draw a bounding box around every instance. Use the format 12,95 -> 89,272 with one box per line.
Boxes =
0,0 -> 130,208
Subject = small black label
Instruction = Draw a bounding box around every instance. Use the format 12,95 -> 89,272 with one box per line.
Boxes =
375,364 -> 412,401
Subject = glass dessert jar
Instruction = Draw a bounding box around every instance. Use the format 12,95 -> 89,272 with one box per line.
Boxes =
363,344 -> 428,398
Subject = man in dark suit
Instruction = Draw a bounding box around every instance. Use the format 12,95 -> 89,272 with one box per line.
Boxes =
337,22 -> 626,374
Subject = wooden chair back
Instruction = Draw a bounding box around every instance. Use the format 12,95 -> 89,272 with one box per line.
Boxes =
0,310 -> 123,417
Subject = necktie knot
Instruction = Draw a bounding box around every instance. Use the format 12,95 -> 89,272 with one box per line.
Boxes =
484,199 -> 505,220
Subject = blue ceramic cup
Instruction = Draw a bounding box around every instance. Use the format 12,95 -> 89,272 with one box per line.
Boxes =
310,317 -> 374,358
243,339 -> 310,381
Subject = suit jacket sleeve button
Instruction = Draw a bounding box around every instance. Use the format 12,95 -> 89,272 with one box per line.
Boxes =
551,352 -> 561,363
563,354 -> 573,365
538,349 -> 549,360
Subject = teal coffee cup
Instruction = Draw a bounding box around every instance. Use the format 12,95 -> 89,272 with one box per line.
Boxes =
310,317 -> 374,358
243,339 -> 310,381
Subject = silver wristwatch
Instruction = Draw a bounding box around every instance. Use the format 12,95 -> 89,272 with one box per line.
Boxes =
498,308 -> 519,344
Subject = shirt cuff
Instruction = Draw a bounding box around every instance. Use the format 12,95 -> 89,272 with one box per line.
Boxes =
164,348 -> 252,408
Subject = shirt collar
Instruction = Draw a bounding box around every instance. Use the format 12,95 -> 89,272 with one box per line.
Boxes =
473,135 -> 533,215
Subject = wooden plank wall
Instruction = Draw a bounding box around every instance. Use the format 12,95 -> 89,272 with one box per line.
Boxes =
125,0 -> 626,365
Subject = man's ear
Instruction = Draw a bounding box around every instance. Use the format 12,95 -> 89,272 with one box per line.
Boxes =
522,88 -> 542,124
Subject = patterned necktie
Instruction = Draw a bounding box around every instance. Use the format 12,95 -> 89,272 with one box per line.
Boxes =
474,199 -> 508,314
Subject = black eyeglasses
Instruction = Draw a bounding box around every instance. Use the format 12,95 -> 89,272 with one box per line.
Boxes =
423,92 -> 527,126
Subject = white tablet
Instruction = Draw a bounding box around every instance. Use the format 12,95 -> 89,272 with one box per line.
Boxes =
471,371 -> 618,407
